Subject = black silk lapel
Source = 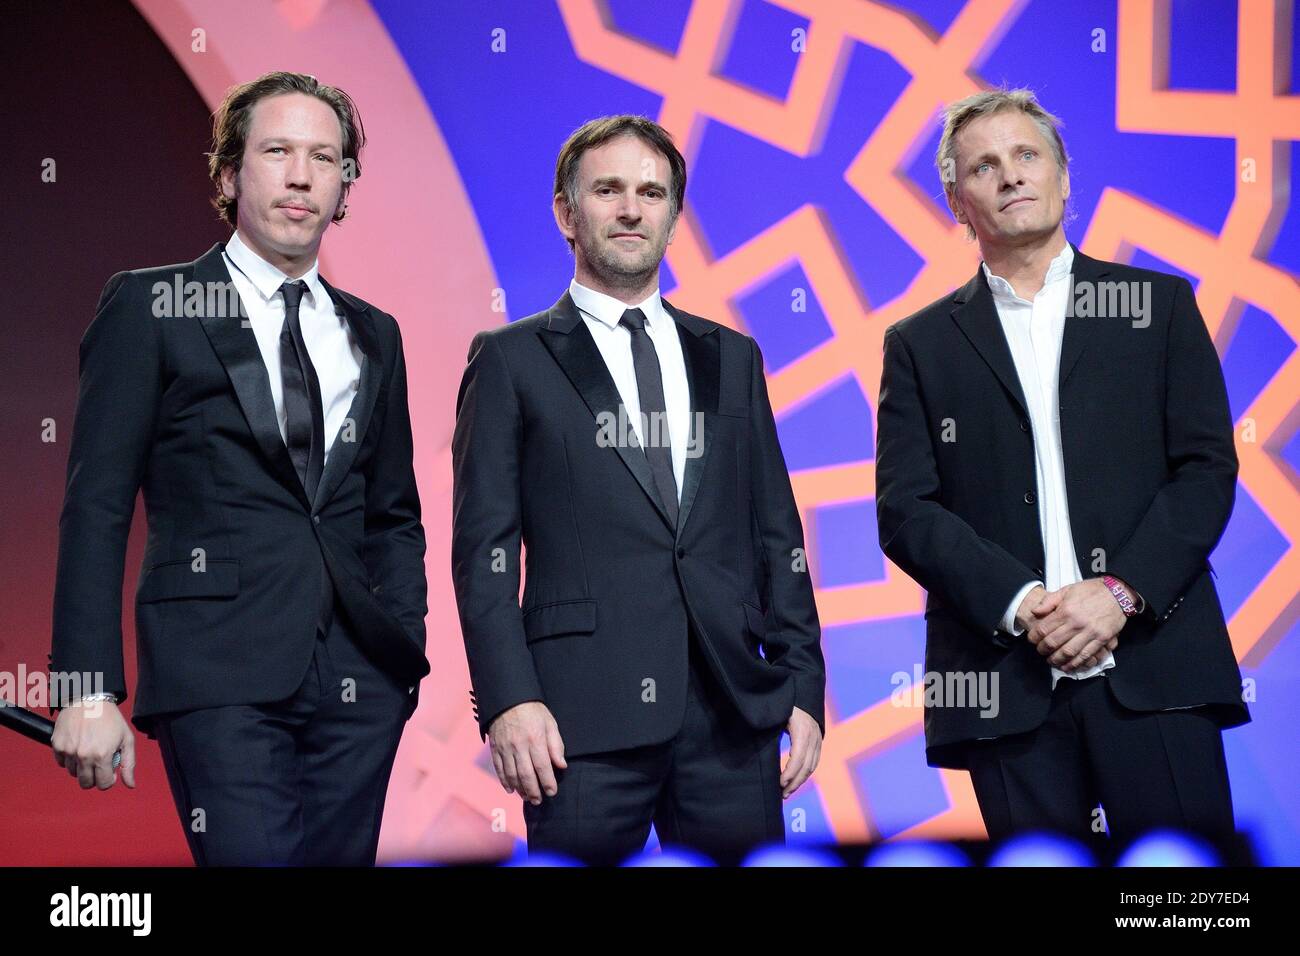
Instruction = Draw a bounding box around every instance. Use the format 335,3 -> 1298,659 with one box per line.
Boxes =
312,276 -> 383,512
192,243 -> 311,511
537,293 -> 675,533
673,315 -> 718,542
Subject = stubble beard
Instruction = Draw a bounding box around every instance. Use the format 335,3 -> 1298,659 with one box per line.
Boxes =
574,209 -> 670,294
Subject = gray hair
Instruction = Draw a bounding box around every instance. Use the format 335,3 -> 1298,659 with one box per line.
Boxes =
936,87 -> 1070,240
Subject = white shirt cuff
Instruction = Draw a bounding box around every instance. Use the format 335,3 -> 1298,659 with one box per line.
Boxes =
1000,580 -> 1044,635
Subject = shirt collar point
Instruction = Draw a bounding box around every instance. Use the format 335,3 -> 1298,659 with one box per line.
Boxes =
226,231 -> 321,303
571,279 -> 662,329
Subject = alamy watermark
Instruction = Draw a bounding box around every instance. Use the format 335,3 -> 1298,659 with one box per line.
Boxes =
151,275 -> 249,320
1067,276 -> 1151,328
597,405 -> 704,458
890,664 -> 1000,718
1,666 -> 108,711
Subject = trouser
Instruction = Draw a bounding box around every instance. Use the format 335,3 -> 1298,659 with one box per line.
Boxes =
965,673 -> 1235,846
155,611 -> 409,866
523,629 -> 786,866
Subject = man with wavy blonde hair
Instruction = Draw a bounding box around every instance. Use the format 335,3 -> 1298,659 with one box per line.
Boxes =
50,72 -> 429,866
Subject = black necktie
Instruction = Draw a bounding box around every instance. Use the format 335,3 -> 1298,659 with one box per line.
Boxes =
279,280 -> 325,502
620,308 -> 679,529
278,280 -> 333,635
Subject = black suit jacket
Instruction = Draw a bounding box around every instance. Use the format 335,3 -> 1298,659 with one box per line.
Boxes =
50,242 -> 430,737
451,292 -> 825,757
875,245 -> 1250,768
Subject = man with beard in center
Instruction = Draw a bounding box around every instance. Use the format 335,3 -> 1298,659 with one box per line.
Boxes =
451,115 -> 825,865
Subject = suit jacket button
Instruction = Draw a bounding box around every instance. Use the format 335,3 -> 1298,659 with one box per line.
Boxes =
676,547 -> 686,559
313,515 -> 321,525
372,584 -> 382,595
1023,491 -> 1036,505
1019,418 -> 1030,432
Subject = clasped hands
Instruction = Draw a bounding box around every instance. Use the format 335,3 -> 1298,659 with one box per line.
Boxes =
1015,577 -> 1137,672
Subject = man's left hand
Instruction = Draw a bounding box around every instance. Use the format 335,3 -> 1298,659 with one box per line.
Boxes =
780,706 -> 822,799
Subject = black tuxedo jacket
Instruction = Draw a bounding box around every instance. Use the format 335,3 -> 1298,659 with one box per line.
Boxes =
50,242 -> 430,737
875,244 -> 1250,768
451,292 -> 825,757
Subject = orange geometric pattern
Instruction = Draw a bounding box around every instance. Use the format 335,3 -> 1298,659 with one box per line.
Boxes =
1100,0 -> 1300,668
553,0 -> 1300,845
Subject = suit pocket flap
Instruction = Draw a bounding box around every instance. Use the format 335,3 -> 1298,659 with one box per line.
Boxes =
137,559 -> 239,602
522,599 -> 596,643
742,601 -> 767,637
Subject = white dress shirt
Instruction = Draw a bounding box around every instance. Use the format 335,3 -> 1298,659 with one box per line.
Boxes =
987,244 -> 1115,689
569,279 -> 691,500
222,231 -> 363,470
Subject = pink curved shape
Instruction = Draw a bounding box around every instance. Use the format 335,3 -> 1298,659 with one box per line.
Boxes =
132,0 -> 507,862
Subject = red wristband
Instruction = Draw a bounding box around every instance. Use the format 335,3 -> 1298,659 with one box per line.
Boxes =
1103,575 -> 1138,617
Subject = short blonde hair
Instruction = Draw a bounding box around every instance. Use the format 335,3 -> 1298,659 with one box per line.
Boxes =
936,87 -> 1069,240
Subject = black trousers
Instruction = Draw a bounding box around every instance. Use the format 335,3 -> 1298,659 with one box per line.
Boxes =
523,631 -> 786,866
965,674 -> 1235,846
155,612 -> 409,866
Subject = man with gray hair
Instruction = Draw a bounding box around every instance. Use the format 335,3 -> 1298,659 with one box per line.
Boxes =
875,87 -> 1249,846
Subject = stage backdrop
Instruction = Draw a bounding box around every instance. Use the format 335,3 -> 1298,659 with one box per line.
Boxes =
2,0 -> 1296,865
